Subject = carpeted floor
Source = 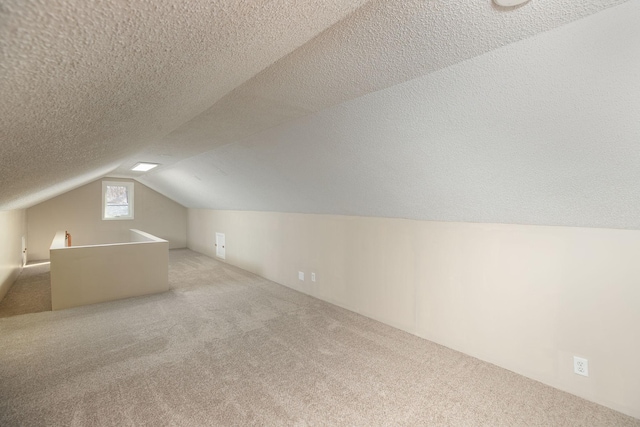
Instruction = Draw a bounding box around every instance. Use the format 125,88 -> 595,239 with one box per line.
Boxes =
0,249 -> 637,426
0,261 -> 51,318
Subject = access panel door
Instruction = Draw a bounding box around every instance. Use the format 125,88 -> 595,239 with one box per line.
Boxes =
215,232 -> 225,260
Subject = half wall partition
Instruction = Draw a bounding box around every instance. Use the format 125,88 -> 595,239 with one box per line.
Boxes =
50,229 -> 169,310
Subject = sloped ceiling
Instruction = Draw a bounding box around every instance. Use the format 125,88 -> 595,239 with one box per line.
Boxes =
0,0 -> 370,208
2,0 -> 639,229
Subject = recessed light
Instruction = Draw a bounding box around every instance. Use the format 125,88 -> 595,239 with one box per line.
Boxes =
131,162 -> 159,172
494,0 -> 530,6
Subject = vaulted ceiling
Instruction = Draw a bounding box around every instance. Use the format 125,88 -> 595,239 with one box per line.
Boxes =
2,0 -> 638,229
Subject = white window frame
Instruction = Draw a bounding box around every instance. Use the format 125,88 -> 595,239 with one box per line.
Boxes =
102,181 -> 134,220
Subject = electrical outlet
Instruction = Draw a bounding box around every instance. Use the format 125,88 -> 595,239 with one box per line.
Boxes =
311,272 -> 316,282
574,356 -> 589,377
298,271 -> 304,281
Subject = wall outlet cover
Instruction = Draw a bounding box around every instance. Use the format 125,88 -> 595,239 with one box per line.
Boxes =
298,271 -> 304,281
311,273 -> 316,282
574,356 -> 589,377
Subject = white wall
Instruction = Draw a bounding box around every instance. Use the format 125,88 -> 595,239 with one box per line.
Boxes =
188,209 -> 640,419
0,209 -> 27,302
27,178 -> 187,261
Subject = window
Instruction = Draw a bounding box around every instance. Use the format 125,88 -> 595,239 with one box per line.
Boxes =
102,181 -> 134,220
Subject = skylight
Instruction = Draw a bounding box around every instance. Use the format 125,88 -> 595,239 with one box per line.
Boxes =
131,162 -> 159,172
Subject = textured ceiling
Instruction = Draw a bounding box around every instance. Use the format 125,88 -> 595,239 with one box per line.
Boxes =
2,0 -> 638,230
139,0 -> 640,229
0,0 -> 369,209
123,0 -> 630,171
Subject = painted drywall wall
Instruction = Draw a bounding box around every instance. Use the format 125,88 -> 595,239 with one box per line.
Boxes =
50,229 -> 169,310
188,209 -> 640,419
0,209 -> 27,302
27,178 -> 186,261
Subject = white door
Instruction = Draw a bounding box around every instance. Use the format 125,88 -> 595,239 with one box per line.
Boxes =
215,232 -> 226,260
22,236 -> 27,266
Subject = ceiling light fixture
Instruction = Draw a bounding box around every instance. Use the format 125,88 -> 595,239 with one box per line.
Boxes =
493,0 -> 530,7
131,162 -> 159,172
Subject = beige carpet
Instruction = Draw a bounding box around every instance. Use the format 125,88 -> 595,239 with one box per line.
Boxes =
0,249 -> 637,426
0,261 -> 51,318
